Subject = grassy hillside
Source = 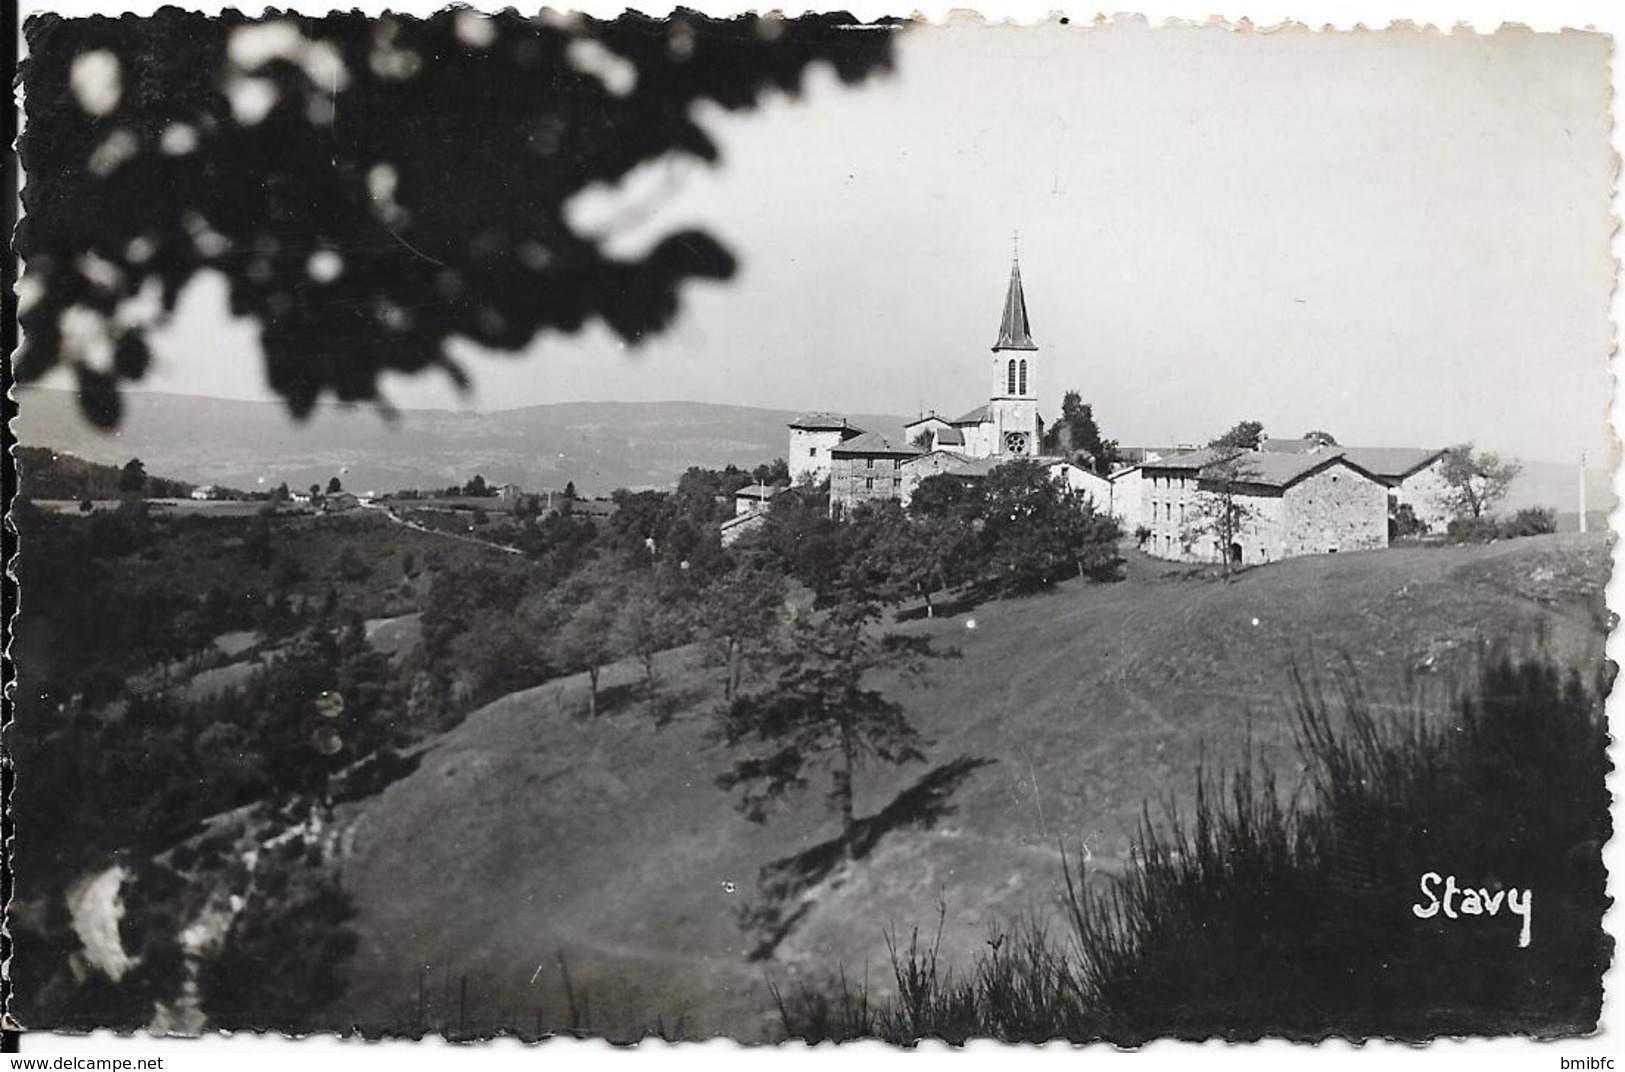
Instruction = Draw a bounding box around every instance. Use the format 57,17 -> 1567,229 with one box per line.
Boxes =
328,533 -> 1610,1040
15,446 -> 193,500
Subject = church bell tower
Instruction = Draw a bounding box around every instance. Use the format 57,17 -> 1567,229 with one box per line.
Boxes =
989,251 -> 1041,457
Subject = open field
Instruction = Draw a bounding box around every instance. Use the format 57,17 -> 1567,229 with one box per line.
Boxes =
327,532 -> 1611,1040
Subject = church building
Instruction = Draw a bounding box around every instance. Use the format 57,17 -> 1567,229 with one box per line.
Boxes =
806,254 -> 1058,518
903,256 -> 1045,460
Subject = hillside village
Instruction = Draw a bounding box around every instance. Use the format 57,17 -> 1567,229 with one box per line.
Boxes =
10,260 -> 1603,1042
715,255 -> 1492,569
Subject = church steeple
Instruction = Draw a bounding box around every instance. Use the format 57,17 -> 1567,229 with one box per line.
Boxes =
992,254 -> 1038,352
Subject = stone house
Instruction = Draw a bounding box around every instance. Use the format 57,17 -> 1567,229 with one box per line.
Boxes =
828,431 -> 920,517
732,483 -> 781,516
1343,448 -> 1451,533
788,413 -> 865,485
899,449 -> 973,507
1259,438 -> 1451,534
1142,448 -> 1390,565
1046,460 -> 1112,513
323,490 -> 361,513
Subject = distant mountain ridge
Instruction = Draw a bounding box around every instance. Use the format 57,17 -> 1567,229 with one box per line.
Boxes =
12,388 -> 910,498
13,388 -> 1610,514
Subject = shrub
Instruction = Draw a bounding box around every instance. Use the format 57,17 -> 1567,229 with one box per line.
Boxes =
780,648 -> 1611,1042
333,545 -> 372,581
1446,516 -> 1500,543
1448,509 -> 1557,543
1390,503 -> 1427,540
197,860 -> 358,1028
1502,507 -> 1557,538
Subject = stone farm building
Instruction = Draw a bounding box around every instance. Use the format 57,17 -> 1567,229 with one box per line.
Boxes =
1256,438 -> 1452,532
1109,437 -> 1451,565
1130,448 -> 1389,566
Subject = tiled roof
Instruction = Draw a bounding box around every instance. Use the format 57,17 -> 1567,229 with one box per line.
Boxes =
950,404 -> 991,425
936,426 -> 965,446
830,430 -> 921,457
1258,437 -> 1323,454
788,412 -> 863,432
734,484 -> 781,500
1143,447 -> 1240,472
1197,451 -> 1385,490
1341,447 -> 1446,480
947,456 -> 1006,478
903,449 -> 968,467
904,413 -> 948,430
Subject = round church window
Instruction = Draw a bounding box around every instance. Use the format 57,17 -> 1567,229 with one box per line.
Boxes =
1004,431 -> 1029,455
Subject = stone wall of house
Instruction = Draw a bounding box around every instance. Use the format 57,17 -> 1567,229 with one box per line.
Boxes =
720,511 -> 767,547
1047,462 -> 1112,513
830,453 -> 907,515
790,427 -> 852,484
904,417 -> 952,452
900,451 -> 967,507
1109,468 -> 1145,531
1142,470 -> 1203,560
1281,464 -> 1389,555
1159,485 -> 1287,565
1200,492 -> 1287,565
1393,458 -> 1453,533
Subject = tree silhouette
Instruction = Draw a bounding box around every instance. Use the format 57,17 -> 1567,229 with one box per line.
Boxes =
17,9 -> 897,428
1438,442 -> 1522,520
716,597 -> 935,860
1209,420 -> 1266,451
1043,390 -> 1120,473
116,456 -> 145,494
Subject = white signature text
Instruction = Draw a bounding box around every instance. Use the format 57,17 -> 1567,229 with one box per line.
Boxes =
1411,871 -> 1532,948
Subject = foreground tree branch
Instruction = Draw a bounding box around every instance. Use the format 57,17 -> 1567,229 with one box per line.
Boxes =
17,9 -> 897,427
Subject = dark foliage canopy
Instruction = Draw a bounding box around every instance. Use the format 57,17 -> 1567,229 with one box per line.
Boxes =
18,9 -> 896,427
1043,389 -> 1120,473
1208,419 -> 1265,451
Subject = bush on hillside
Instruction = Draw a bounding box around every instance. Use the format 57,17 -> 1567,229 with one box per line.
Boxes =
1447,508 -> 1558,543
197,859 -> 358,1028
777,647 -> 1612,1042
1447,517 -> 1501,543
1501,507 -> 1557,538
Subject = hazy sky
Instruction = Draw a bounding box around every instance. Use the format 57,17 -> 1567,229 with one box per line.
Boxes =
36,18 -> 1617,464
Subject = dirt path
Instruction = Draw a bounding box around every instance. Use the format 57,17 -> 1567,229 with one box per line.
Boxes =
360,501 -> 525,556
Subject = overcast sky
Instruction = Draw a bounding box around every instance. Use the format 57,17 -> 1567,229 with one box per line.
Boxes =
38,18 -> 1616,464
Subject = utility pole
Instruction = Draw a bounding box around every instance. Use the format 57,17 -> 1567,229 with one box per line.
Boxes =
1578,451 -> 1588,534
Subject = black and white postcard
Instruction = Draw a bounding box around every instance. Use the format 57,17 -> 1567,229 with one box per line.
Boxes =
5,0 -> 1618,1058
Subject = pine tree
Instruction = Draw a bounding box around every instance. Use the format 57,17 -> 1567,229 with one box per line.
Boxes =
716,597 -> 936,859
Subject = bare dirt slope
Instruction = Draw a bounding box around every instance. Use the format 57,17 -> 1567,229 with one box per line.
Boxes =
331,534 -> 1610,1040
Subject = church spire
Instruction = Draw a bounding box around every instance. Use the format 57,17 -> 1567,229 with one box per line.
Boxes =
992,251 -> 1038,352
